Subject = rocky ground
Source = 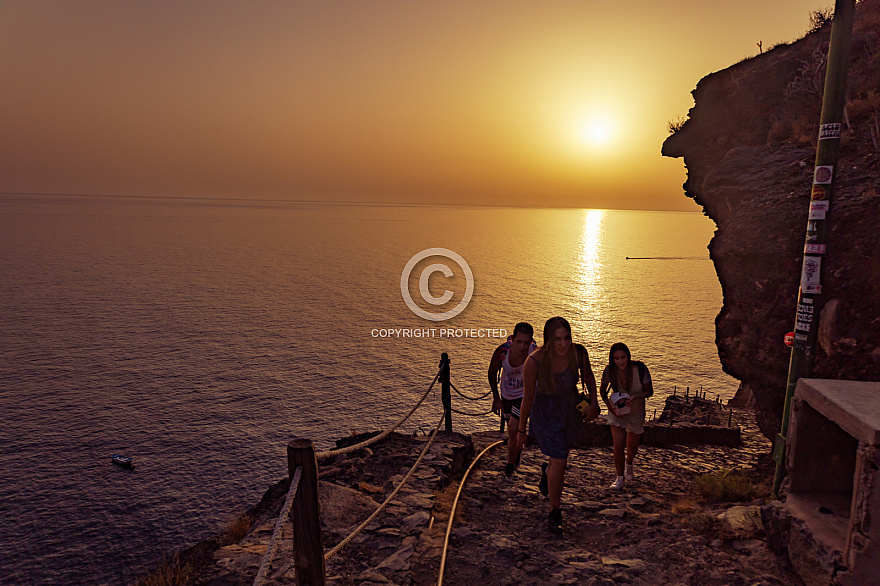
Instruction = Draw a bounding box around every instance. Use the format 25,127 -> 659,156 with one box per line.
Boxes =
170,409 -> 804,586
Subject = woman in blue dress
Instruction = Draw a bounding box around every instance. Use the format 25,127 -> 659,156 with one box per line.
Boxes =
516,316 -> 598,532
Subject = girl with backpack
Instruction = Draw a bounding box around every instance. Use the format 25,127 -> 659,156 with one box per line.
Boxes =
600,342 -> 653,491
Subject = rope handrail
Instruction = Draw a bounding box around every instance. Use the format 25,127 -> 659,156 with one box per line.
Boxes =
450,406 -> 493,417
315,366 -> 442,461
323,411 -> 447,561
450,382 -> 492,402
437,440 -> 504,586
253,466 -> 303,586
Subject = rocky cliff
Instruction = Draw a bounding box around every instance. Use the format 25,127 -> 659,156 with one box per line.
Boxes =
663,0 -> 880,439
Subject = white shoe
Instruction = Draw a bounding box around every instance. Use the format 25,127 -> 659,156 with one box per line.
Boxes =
624,462 -> 635,481
610,476 -> 624,490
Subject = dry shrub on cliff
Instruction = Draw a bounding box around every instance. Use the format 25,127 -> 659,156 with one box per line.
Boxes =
807,6 -> 834,35
223,513 -> 252,543
667,115 -> 687,135
138,554 -> 195,586
694,469 -> 756,503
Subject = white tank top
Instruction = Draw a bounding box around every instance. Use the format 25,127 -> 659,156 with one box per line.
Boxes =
500,351 -> 528,400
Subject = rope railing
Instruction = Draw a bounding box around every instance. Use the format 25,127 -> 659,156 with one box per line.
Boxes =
450,381 -> 492,402
276,353 -> 505,582
323,411 -> 447,561
437,440 -> 504,586
315,366 -> 442,461
450,406 -> 494,417
253,466 -> 303,586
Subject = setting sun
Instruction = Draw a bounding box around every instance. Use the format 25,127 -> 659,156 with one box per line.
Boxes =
577,117 -> 615,146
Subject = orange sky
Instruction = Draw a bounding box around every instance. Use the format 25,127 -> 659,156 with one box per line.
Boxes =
0,1 -> 828,210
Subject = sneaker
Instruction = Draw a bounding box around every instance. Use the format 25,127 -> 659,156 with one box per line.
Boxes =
504,463 -> 515,478
609,476 -> 624,490
539,462 -> 549,496
548,508 -> 563,533
624,462 -> 635,481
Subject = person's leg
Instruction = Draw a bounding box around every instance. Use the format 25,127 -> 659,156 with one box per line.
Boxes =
507,415 -> 521,464
625,431 -> 641,464
547,456 -> 567,510
610,425 -> 626,476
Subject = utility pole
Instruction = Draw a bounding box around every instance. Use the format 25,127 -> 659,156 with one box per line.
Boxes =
772,0 -> 857,496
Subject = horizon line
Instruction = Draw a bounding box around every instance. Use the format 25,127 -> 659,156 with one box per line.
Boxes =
0,191 -> 700,214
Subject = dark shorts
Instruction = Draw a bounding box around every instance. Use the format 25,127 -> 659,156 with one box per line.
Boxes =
502,397 -> 522,420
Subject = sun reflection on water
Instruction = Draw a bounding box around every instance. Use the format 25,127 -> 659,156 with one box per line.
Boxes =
574,209 -> 606,337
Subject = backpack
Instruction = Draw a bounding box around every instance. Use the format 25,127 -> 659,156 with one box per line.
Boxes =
498,334 -> 537,364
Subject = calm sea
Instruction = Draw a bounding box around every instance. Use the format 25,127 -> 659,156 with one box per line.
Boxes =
0,195 -> 736,584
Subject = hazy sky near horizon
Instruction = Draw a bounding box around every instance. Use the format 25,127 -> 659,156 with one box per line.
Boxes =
1,1 -> 827,210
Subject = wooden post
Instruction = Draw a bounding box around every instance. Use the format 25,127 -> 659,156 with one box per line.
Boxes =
441,353 -> 452,432
287,439 -> 326,585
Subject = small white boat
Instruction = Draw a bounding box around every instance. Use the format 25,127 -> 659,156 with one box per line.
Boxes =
111,454 -> 134,468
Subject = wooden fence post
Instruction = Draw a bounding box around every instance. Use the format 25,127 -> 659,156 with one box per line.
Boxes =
287,438 -> 326,585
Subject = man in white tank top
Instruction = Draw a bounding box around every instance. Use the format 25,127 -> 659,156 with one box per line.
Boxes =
489,322 -> 537,477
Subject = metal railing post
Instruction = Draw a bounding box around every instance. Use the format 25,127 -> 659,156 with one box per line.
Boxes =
440,353 -> 452,432
287,438 -> 326,585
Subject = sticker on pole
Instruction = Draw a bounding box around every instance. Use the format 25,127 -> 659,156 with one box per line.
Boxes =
814,166 -> 834,184
801,256 -> 822,294
818,123 -> 841,140
809,200 -> 830,220
784,332 -> 795,347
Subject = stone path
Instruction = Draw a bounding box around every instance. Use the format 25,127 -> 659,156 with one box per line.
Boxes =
200,411 -> 804,585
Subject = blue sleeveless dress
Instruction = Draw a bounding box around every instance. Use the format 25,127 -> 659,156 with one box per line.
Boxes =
529,367 -> 581,459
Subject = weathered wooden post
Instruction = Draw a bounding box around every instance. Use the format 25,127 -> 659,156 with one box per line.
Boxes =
441,353 -> 452,432
287,439 -> 325,585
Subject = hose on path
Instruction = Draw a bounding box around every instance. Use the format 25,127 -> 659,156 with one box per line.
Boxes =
437,440 -> 504,586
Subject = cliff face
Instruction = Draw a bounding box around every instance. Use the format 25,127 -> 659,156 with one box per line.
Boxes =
663,0 -> 880,439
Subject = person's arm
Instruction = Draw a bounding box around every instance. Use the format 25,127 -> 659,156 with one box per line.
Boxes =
626,362 -> 652,400
640,364 -> 653,399
487,346 -> 503,414
599,367 -> 619,416
515,352 -> 540,449
577,345 -> 599,420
